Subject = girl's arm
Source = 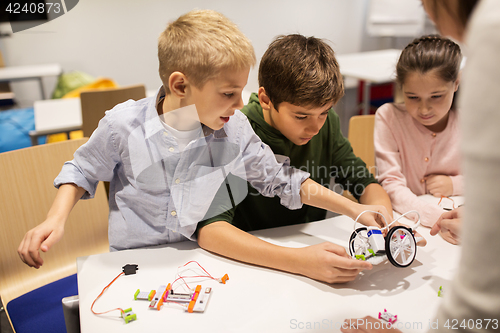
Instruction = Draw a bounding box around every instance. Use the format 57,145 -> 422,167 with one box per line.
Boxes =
374,107 -> 445,227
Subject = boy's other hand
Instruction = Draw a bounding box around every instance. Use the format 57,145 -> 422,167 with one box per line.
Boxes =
430,207 -> 462,245
296,242 -> 372,284
354,205 -> 391,229
425,174 -> 453,197
18,217 -> 65,268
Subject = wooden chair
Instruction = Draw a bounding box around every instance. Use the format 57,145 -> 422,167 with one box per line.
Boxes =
348,114 -> 376,171
0,138 -> 109,333
80,84 -> 146,137
344,115 -> 376,201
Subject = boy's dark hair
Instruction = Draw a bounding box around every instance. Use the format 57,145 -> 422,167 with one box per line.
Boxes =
258,34 -> 344,109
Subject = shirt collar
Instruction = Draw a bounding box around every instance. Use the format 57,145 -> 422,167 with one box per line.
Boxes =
155,86 -> 227,139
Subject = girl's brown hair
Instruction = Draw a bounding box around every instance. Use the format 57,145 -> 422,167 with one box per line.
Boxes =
396,34 -> 462,86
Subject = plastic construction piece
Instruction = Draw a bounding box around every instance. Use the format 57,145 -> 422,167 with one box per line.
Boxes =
187,285 -> 212,313
121,308 -> 137,324
156,283 -> 171,310
122,264 -> 139,275
355,254 -> 366,261
149,285 -> 167,310
378,309 -> 397,324
187,285 -> 202,313
135,284 -> 212,313
219,274 -> 229,284
134,289 -> 155,301
349,210 -> 421,268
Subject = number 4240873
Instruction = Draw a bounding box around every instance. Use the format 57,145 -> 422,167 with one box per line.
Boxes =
444,319 -> 498,330
5,2 -> 61,15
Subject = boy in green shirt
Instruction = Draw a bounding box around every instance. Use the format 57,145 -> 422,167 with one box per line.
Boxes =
197,34 -> 393,283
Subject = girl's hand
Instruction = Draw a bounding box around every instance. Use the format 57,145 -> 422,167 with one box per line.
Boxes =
426,174 -> 453,197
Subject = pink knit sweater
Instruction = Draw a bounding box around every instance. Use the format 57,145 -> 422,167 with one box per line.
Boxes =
374,103 -> 463,227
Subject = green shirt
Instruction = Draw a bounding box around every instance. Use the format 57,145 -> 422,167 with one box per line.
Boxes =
198,93 -> 377,232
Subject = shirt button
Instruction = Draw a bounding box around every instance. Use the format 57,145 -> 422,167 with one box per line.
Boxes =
169,147 -> 174,152
431,133 -> 436,137
424,157 -> 429,162
163,131 -> 168,136
175,178 -> 180,184
171,211 -> 177,217
421,178 -> 425,183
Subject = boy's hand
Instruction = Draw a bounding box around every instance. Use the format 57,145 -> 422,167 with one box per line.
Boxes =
341,316 -> 401,332
430,207 -> 462,245
426,174 -> 453,197
18,217 -> 65,269
354,205 -> 392,229
296,242 -> 372,283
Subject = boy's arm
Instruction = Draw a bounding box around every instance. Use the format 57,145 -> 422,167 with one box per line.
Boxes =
358,183 -> 393,220
197,221 -> 372,283
18,183 -> 86,269
197,180 -> 389,283
299,179 -> 391,228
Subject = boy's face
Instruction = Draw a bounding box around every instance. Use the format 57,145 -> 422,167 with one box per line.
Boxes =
260,89 -> 332,146
186,67 -> 250,130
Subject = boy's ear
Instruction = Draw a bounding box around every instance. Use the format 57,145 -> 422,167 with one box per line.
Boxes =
258,87 -> 272,110
169,72 -> 189,98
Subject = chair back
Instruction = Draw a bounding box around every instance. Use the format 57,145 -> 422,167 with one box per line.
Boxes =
0,138 -> 109,327
80,84 -> 146,137
348,114 -> 376,174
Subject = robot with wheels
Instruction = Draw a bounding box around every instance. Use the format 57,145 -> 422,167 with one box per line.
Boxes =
349,210 -> 422,268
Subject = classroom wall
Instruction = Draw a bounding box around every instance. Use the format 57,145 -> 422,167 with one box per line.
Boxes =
0,0 -> 370,104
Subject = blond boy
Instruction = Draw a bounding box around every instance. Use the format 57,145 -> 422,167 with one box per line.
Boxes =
19,11 -> 389,275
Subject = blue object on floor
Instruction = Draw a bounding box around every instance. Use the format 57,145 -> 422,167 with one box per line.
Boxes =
0,107 -> 46,153
6,274 -> 78,333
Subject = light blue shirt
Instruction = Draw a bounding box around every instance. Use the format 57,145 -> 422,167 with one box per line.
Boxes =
55,87 -> 310,251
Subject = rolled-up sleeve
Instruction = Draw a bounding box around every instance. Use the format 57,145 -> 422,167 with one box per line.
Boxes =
237,115 -> 310,210
54,114 -> 119,199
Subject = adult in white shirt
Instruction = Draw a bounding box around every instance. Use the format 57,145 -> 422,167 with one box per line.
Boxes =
341,0 -> 500,331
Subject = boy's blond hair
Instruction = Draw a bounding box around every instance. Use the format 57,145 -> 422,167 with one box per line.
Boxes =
158,9 -> 256,93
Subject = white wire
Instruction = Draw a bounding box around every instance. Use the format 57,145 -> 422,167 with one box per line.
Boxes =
353,210 -> 388,231
353,209 -> 421,232
391,210 -> 421,231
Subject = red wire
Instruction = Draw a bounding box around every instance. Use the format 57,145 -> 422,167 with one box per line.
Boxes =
438,195 -> 456,209
180,261 -> 215,278
172,261 -> 218,290
91,272 -> 125,315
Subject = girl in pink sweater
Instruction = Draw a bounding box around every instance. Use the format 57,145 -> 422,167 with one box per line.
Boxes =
374,35 -> 463,227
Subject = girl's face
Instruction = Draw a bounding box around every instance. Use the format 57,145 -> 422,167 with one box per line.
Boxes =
402,70 -> 459,132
